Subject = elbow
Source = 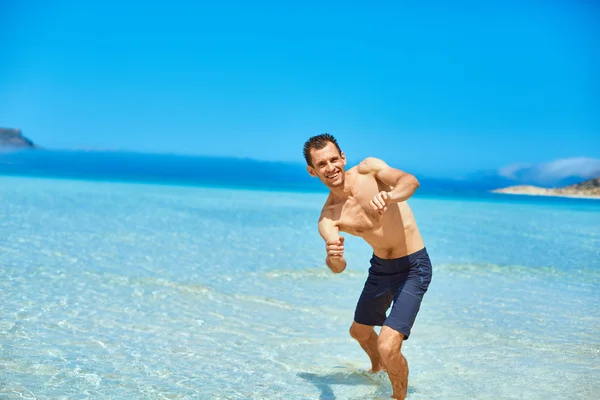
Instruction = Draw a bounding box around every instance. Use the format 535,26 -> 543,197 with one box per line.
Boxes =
412,175 -> 420,191
330,265 -> 346,274
401,174 -> 419,193
326,257 -> 346,273
332,262 -> 346,273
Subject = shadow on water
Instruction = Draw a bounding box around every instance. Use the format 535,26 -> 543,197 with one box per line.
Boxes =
298,370 -> 398,400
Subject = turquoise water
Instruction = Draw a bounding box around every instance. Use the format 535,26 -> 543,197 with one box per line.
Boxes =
1,175 -> 599,399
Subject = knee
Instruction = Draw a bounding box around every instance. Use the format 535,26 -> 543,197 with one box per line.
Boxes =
377,337 -> 395,360
377,330 -> 403,361
349,323 -> 372,343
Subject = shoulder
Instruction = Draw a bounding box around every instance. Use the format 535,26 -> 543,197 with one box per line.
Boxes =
357,157 -> 389,175
318,205 -> 338,232
318,195 -> 335,221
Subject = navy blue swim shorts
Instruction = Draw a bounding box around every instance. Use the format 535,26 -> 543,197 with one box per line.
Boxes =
353,247 -> 433,340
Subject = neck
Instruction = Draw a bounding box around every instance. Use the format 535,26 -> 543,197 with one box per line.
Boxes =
329,180 -> 351,199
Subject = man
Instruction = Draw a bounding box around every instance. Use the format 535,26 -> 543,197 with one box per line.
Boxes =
303,133 -> 433,400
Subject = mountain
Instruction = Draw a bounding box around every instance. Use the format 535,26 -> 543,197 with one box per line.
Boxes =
0,128 -> 38,149
568,177 -> 600,192
0,149 -> 492,194
1,148 -> 598,198
496,158 -> 600,188
492,176 -> 600,199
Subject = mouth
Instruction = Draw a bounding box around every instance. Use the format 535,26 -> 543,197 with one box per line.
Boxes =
326,171 -> 340,180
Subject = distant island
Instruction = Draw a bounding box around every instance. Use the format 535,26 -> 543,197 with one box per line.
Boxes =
0,128 -> 39,149
492,177 -> 600,199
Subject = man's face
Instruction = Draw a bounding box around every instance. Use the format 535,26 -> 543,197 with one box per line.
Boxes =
306,142 -> 347,188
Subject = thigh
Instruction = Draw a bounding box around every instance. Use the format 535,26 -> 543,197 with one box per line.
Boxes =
384,284 -> 423,340
354,274 -> 393,327
384,256 -> 433,339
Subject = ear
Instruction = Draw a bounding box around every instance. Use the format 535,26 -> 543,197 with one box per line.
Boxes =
341,152 -> 347,166
306,165 -> 317,177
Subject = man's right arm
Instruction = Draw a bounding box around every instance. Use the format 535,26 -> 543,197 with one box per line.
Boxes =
318,214 -> 347,273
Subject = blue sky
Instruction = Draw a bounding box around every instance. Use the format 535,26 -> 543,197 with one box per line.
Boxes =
1,0 -> 598,178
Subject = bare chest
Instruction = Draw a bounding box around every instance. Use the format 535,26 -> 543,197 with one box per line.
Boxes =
335,196 -> 382,235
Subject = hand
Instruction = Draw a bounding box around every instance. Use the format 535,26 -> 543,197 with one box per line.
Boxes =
370,191 -> 390,215
326,236 -> 345,258
326,236 -> 346,273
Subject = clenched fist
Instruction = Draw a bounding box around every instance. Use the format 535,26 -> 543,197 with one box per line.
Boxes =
325,236 -> 346,273
370,191 -> 390,214
326,236 -> 345,258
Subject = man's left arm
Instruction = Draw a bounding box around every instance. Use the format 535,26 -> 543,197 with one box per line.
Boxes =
358,157 -> 420,208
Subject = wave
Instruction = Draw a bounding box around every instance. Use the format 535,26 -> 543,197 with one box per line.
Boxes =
435,261 -> 600,281
262,267 -> 365,280
84,271 -> 343,316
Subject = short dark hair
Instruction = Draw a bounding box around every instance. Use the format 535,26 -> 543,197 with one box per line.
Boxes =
303,133 -> 342,166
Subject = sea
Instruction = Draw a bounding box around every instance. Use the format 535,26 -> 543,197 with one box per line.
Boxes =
1,150 -> 599,400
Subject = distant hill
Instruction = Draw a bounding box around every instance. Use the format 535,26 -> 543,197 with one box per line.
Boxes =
0,149 -> 499,194
0,128 -> 38,149
492,177 -> 600,199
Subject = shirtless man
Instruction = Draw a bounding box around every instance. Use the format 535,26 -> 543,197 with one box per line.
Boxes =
303,133 -> 433,400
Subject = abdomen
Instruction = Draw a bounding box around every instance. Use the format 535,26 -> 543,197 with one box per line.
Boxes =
366,203 -> 424,258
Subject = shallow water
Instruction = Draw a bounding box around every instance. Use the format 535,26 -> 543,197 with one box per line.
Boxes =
1,176 -> 599,399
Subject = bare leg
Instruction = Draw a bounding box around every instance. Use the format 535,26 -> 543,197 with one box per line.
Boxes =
378,326 -> 408,400
349,322 -> 383,372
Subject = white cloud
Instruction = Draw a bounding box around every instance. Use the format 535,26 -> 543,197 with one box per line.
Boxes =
498,157 -> 600,186
498,162 -> 533,179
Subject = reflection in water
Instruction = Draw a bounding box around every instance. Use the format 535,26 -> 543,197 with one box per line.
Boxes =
298,369 -> 416,400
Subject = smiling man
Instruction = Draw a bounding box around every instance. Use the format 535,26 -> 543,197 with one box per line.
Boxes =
303,133 -> 433,400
